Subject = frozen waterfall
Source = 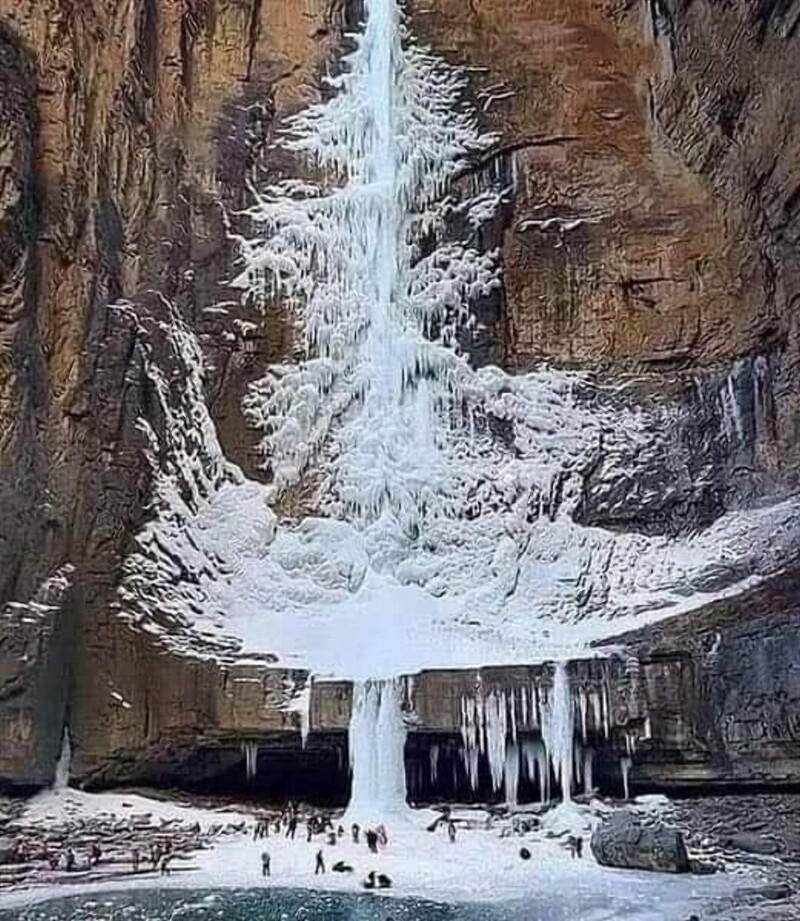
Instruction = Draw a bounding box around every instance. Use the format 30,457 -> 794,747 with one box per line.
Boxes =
347,679 -> 408,823
542,662 -> 575,803
237,0 -> 502,530
119,0 -> 800,685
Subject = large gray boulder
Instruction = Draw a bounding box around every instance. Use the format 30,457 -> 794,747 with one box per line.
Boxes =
591,811 -> 690,874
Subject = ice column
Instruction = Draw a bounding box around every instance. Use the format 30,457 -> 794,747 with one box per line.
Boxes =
621,756 -> 632,801
242,741 -> 259,781
54,726 -> 71,791
542,662 -> 575,802
347,679 -> 408,823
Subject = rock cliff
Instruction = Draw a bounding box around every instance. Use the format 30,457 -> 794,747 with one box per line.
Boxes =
1,0 -> 799,794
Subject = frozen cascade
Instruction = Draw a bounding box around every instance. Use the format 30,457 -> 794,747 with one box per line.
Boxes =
347,679 -> 408,824
237,0 -> 503,528
542,662 -> 575,802
54,727 -> 71,791
116,0 -> 800,681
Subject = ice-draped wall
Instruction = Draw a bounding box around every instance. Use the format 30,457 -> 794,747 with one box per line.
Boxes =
235,0 -> 503,531
118,0 -> 800,691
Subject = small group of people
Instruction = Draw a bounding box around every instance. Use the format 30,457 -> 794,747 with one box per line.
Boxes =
42,843 -> 98,873
567,835 -> 584,859
124,839 -> 176,875
252,816 -> 271,840
256,815 -> 392,882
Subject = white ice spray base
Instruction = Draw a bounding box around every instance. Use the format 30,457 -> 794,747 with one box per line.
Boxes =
346,679 -> 409,825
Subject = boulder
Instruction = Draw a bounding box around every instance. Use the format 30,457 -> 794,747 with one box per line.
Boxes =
590,811 -> 690,874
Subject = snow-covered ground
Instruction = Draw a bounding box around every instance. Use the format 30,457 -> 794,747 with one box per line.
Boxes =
2,789 -> 743,919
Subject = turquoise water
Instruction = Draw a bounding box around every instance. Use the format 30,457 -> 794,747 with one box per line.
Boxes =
1,891 -> 523,921
0,885 -> 722,921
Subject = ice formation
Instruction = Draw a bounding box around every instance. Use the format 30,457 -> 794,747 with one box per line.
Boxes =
347,679 -> 408,823
543,663 -> 575,803
116,0 -> 800,688
53,727 -> 72,791
459,664 -> 583,805
242,742 -> 259,781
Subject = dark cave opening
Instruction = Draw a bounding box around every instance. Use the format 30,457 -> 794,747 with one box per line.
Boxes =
149,730 -> 630,808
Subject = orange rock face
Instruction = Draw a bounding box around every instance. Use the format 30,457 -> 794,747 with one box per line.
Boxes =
0,0 -> 799,789
412,0 -> 777,368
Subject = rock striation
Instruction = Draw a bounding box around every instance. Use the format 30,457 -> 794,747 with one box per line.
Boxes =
0,0 -> 799,793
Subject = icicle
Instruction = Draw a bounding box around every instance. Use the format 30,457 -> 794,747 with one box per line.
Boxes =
583,748 -> 595,796
505,742 -> 520,808
54,727 -> 71,791
460,694 -> 481,792
578,687 -> 588,743
719,370 -> 744,444
241,741 -> 259,781
522,738 -> 548,803
485,690 -> 508,793
430,743 -> 439,787
590,689 -> 601,739
621,756 -> 632,801
347,679 -> 407,823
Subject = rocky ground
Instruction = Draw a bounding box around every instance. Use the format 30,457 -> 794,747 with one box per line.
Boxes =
0,791 -> 252,895
669,794 -> 800,920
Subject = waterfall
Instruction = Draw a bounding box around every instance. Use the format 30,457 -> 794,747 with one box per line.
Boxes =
347,679 -> 408,823
54,726 -> 71,791
542,662 -> 575,802
237,0 -> 502,530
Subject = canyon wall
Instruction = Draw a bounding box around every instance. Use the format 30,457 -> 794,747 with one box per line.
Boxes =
1,0 -> 799,791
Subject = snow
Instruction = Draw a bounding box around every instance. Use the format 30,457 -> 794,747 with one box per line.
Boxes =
5,791 -> 739,918
110,0 -> 800,685
20,789 -> 243,830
